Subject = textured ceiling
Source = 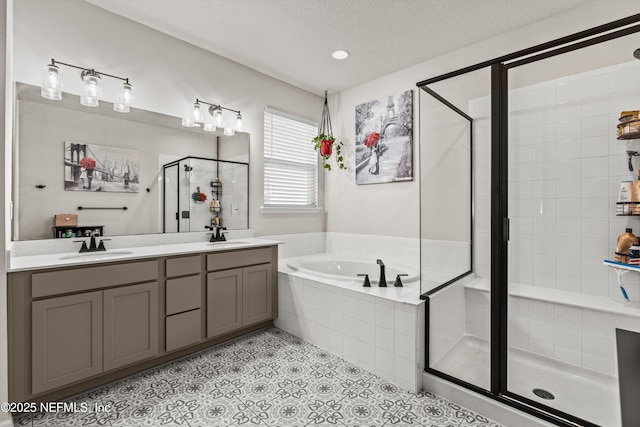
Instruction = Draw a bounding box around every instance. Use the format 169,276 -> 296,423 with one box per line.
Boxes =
86,0 -> 590,95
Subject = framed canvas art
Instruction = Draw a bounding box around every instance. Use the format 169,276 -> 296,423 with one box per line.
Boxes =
355,90 -> 413,185
64,142 -> 139,192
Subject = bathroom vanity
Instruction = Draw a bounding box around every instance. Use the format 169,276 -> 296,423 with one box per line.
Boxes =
7,239 -> 278,404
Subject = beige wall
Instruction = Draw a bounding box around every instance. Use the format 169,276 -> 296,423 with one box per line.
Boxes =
12,0 -> 324,237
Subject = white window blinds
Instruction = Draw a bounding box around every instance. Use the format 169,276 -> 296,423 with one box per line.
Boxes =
263,108 -> 318,208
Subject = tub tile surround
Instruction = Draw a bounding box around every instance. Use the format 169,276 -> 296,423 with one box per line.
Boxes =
268,232 -> 428,393
275,272 -> 425,393
13,328 -> 502,427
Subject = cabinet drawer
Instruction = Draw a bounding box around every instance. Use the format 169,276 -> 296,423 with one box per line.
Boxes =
32,261 -> 159,298
207,247 -> 272,271
166,309 -> 201,352
166,255 -> 201,278
166,275 -> 201,315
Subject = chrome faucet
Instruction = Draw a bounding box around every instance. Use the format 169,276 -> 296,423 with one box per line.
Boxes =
376,259 -> 387,287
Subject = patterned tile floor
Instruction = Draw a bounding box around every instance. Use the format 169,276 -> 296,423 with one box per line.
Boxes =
13,327 -> 503,426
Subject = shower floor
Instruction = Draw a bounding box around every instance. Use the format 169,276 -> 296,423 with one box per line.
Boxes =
432,335 -> 620,426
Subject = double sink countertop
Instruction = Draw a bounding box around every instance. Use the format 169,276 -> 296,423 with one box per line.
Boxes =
8,238 -> 282,272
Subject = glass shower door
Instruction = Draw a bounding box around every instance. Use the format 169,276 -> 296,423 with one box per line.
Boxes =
504,33 -> 640,427
420,67 -> 492,391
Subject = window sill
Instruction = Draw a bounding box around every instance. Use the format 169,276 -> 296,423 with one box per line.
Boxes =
260,206 -> 324,215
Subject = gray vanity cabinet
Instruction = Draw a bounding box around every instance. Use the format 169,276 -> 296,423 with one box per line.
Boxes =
9,245 -> 278,404
243,264 -> 273,326
103,282 -> 159,371
27,261 -> 159,396
165,255 -> 202,352
207,268 -> 243,338
32,291 -> 103,395
206,247 -> 275,338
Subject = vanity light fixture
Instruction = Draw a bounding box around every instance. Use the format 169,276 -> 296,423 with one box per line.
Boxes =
183,99 -> 244,133
41,59 -> 133,112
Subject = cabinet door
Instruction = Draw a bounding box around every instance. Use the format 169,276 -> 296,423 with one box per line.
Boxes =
207,268 -> 243,338
103,282 -> 159,372
32,291 -> 103,395
242,263 -> 273,326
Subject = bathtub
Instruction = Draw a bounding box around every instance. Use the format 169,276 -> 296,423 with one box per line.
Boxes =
286,254 -> 419,285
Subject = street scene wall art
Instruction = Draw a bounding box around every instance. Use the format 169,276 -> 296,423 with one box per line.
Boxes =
64,141 -> 139,192
355,89 -> 413,185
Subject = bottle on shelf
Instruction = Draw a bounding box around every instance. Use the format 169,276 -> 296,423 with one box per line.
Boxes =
616,228 -> 639,264
629,161 -> 640,215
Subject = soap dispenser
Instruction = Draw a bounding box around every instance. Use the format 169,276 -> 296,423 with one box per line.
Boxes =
616,228 -> 639,264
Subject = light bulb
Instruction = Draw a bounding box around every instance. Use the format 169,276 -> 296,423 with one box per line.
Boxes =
235,112 -> 243,131
213,107 -> 224,127
203,123 -> 216,132
192,102 -> 203,123
224,127 -> 235,136
113,82 -> 133,113
41,63 -> 63,100
80,70 -> 102,107
182,117 -> 196,127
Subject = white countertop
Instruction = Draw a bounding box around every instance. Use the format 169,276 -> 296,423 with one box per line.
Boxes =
8,238 -> 282,272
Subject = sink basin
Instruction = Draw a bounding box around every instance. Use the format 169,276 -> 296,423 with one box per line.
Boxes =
58,250 -> 134,260
206,241 -> 249,248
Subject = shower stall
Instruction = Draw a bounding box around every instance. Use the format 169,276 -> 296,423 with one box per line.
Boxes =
419,15 -> 640,427
162,156 -> 249,233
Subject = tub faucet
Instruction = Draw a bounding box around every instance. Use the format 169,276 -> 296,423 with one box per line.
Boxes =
376,259 -> 387,287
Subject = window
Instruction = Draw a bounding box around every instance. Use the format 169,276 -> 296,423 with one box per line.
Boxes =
263,107 -> 319,211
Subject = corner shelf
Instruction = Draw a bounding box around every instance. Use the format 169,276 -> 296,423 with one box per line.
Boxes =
616,202 -> 640,216
604,260 -> 640,272
617,118 -> 640,140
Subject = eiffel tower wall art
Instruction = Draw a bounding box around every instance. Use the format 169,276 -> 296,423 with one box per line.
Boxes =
354,89 -> 413,185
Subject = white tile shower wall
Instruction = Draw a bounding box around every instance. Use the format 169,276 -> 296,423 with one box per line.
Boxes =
463,284 -> 640,376
275,271 -> 425,392
465,59 -> 640,377
471,59 -> 640,299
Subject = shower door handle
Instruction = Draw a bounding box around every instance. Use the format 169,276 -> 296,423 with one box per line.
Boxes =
503,217 -> 510,242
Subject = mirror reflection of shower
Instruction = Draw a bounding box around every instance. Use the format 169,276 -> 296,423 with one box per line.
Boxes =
162,156 -> 249,233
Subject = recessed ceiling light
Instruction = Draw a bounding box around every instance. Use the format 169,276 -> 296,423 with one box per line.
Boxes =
332,50 -> 350,60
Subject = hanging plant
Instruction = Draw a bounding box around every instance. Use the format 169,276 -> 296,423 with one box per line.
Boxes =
313,90 -> 346,171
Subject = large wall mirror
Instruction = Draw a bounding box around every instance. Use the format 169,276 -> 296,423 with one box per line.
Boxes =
13,83 -> 250,241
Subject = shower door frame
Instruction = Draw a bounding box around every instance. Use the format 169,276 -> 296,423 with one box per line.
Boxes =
418,13 -> 640,427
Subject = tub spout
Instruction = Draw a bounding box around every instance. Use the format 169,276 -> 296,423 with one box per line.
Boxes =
376,259 -> 387,287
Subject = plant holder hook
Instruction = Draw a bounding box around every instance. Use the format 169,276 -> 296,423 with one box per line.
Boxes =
313,90 -> 346,171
